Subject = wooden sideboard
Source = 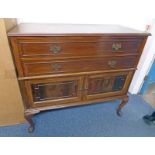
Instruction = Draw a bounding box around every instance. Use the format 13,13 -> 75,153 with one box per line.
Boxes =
8,24 -> 150,132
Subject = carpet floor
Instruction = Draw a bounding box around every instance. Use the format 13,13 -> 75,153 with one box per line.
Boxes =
0,94 -> 155,137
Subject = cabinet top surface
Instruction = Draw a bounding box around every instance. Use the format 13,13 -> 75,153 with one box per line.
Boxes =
8,23 -> 150,37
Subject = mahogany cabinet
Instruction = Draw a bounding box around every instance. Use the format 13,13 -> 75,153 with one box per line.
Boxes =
8,24 -> 150,132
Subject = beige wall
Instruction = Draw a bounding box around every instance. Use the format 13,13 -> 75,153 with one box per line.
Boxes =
0,18 -> 25,125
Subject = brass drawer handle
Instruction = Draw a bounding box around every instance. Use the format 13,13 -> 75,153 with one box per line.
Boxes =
51,63 -> 62,71
49,45 -> 61,54
108,60 -> 117,68
112,43 -> 122,51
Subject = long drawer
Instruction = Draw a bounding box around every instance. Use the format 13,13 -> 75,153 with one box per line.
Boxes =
22,56 -> 137,76
16,37 -> 143,59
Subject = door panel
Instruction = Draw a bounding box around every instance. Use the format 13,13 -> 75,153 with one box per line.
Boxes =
31,80 -> 78,102
85,71 -> 133,100
25,76 -> 83,108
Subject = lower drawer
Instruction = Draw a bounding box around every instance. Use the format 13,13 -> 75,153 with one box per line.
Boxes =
22,56 -> 137,76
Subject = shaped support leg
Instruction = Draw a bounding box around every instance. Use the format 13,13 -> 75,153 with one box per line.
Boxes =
24,112 -> 35,133
117,95 -> 129,116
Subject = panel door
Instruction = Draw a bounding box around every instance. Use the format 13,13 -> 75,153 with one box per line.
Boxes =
25,76 -> 83,108
84,71 -> 134,100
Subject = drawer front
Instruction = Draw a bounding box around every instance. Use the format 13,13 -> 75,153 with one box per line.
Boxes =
22,56 -> 137,76
84,71 -> 134,100
24,76 -> 83,108
17,37 -> 143,58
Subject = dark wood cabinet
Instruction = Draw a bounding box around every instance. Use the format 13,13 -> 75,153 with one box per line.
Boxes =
8,24 -> 150,132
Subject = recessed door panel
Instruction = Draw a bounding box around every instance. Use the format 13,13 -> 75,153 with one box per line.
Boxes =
85,71 -> 133,100
25,76 -> 83,108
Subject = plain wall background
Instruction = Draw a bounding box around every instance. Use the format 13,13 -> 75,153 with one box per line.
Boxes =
1,0 -> 154,30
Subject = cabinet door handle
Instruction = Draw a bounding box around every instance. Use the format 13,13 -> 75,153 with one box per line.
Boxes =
112,43 -> 122,51
108,60 -> 117,68
51,63 -> 62,71
49,45 -> 61,54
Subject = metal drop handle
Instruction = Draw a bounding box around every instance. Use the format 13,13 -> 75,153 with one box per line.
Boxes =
49,45 -> 61,54
112,43 -> 122,51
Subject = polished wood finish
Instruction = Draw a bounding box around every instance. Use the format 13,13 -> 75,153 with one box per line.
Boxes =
24,76 -> 83,108
16,37 -> 142,58
22,56 -> 137,76
8,24 -> 149,132
84,71 -> 133,101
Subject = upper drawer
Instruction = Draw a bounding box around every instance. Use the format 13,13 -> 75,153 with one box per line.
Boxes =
13,37 -> 143,59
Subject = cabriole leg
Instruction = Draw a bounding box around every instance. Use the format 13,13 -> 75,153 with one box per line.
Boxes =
117,95 -> 129,116
24,112 -> 35,133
